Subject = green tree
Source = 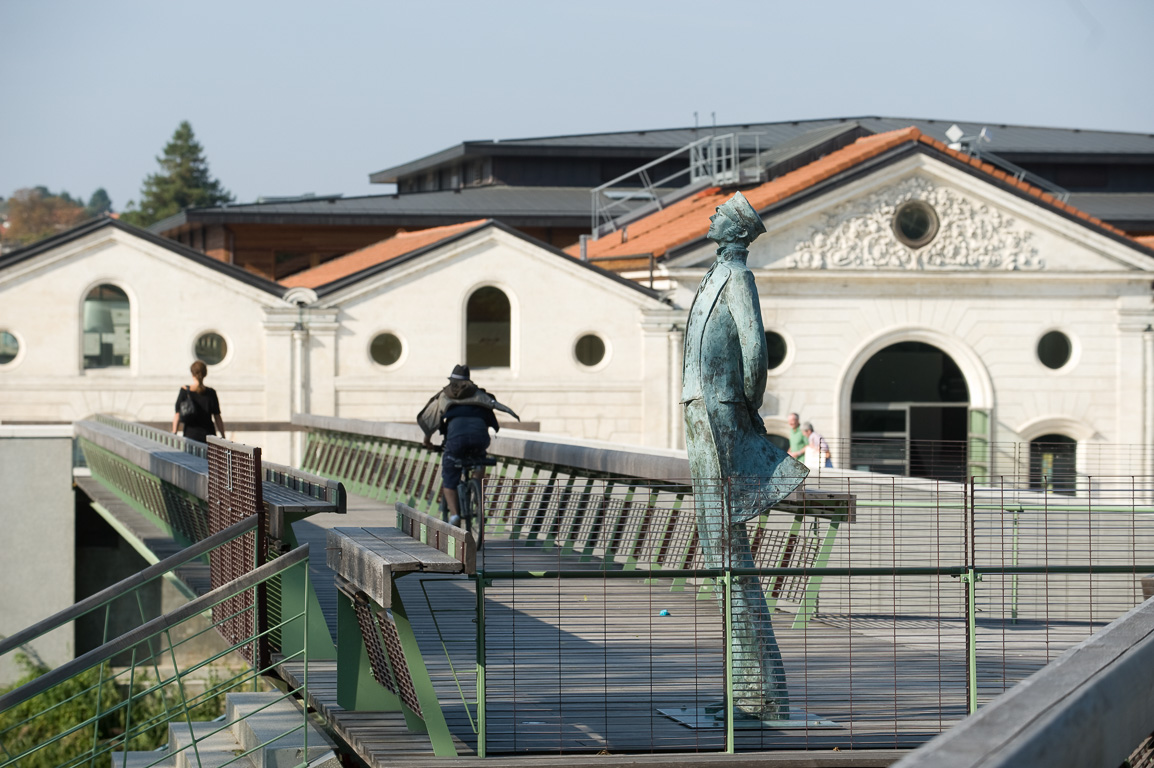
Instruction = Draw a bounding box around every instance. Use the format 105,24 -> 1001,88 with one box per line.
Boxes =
85,187 -> 113,217
121,121 -> 233,227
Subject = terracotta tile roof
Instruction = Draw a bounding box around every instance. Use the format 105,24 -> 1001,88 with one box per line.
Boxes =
568,125 -> 1136,265
280,219 -> 490,289
1133,235 -> 1154,249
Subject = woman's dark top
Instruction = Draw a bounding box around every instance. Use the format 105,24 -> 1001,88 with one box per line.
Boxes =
175,386 -> 221,443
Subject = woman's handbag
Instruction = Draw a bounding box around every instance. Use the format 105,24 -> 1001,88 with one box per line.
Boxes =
178,388 -> 198,420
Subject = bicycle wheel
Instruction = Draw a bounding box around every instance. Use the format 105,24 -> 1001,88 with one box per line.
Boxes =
463,476 -> 484,550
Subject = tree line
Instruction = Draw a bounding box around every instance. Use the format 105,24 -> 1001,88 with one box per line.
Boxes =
1,121 -> 231,249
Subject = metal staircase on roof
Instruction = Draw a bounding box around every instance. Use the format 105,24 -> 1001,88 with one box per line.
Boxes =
587,132 -> 768,246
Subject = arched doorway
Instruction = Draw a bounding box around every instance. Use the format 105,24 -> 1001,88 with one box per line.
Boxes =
1029,434 -> 1077,496
850,341 -> 970,481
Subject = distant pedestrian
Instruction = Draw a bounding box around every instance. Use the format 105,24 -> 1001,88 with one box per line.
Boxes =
172,360 -> 226,443
787,412 -> 807,459
802,422 -> 832,469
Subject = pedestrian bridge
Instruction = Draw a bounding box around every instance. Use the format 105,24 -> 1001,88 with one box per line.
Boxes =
2,415 -> 1153,767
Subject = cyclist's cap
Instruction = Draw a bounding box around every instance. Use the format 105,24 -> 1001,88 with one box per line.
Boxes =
449,364 -> 471,380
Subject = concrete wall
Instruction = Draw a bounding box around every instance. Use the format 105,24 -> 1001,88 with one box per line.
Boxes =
0,426 -> 75,685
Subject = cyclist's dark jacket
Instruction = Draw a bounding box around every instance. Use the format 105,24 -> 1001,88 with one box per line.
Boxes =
442,404 -> 498,448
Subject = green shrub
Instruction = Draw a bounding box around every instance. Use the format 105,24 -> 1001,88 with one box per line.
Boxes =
0,653 -> 232,768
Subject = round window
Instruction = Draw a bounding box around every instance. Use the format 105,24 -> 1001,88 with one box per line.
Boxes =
195,332 -> 228,366
765,331 -> 787,370
893,200 -> 939,248
1037,331 -> 1072,370
371,333 -> 403,367
0,331 -> 18,365
575,334 -> 606,367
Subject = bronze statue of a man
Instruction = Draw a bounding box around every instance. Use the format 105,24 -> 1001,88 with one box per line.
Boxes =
682,191 -> 808,719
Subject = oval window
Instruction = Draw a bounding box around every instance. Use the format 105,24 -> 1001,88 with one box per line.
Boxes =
1037,331 -> 1072,370
575,334 -> 606,367
371,333 -> 403,366
195,332 -> 228,366
0,331 -> 18,365
893,200 -> 939,248
765,331 -> 787,370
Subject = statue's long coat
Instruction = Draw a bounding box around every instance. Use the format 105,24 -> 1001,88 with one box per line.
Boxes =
681,257 -> 807,522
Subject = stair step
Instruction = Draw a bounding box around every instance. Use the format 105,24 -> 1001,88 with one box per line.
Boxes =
111,751 -> 177,768
167,720 -> 256,768
226,692 -> 338,768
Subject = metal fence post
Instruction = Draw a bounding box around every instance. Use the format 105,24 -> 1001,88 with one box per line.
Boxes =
476,576 -> 488,759
723,568 -> 735,754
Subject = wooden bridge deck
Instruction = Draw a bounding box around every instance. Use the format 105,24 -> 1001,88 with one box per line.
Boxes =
279,491 -> 1095,767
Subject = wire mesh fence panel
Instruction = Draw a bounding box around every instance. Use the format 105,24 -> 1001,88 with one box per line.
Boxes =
970,475 -> 1154,704
206,440 -> 265,666
455,472 -> 1154,754
482,574 -> 727,754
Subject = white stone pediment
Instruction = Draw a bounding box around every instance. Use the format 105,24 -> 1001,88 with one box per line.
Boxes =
786,176 -> 1044,271
667,157 -> 1154,275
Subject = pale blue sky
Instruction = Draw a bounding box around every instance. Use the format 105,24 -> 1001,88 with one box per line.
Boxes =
2,0 -> 1151,210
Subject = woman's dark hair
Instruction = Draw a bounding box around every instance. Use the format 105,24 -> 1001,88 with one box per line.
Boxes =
190,360 -> 208,378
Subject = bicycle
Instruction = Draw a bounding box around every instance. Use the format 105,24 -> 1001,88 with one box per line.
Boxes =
438,449 -> 496,550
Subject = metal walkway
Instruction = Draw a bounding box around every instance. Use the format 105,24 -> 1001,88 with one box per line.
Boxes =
276,489 -> 1096,767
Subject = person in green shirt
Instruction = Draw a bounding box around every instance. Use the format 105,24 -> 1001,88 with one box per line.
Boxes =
787,412 -> 807,459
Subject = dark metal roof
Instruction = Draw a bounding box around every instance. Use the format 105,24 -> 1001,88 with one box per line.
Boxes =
1067,193 -> 1154,225
151,186 -> 651,233
369,117 -> 1154,182
0,217 -> 289,297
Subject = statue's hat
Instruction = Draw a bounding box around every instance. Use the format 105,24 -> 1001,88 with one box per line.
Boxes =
716,191 -> 767,237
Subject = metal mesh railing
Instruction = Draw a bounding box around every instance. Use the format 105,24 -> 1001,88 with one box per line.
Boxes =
207,439 -> 266,667
0,548 -> 311,768
93,413 -> 208,459
810,436 -> 1154,487
455,473 -> 1154,754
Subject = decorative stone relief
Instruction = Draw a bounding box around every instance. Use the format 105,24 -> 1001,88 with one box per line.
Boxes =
787,177 -> 1044,270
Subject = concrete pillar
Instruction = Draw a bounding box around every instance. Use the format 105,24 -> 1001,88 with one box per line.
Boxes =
0,427 -> 75,685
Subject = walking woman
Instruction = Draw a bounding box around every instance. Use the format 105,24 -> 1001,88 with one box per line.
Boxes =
172,360 -> 226,443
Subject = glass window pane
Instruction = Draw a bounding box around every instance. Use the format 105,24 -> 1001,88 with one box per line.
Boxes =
575,334 -> 605,367
466,287 -> 510,367
0,331 -> 18,365
82,284 -> 130,369
195,333 -> 228,366
370,333 -> 403,366
1037,331 -> 1071,369
765,331 -> 787,370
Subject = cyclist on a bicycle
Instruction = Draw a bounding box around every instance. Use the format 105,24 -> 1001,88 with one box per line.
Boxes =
417,364 -> 518,523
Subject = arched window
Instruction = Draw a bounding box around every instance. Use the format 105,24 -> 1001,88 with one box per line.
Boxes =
466,286 -> 510,368
82,284 -> 130,369
1029,434 -> 1077,496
